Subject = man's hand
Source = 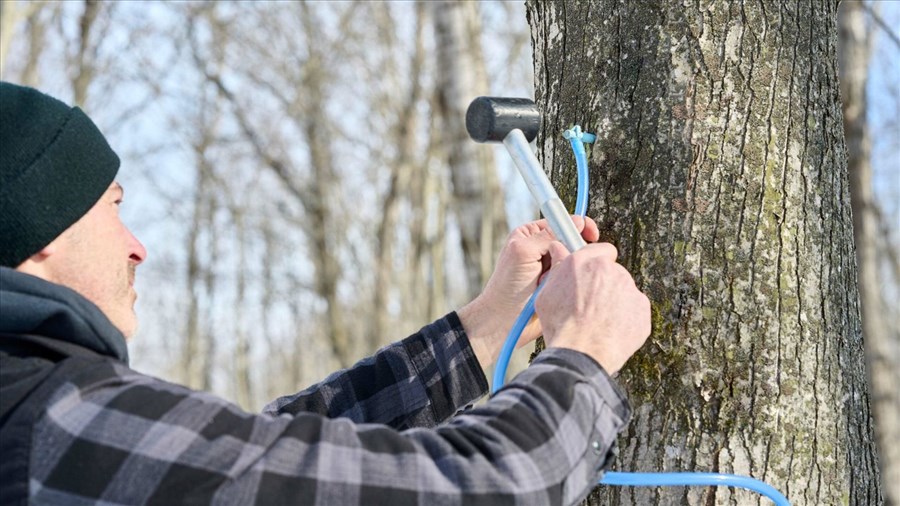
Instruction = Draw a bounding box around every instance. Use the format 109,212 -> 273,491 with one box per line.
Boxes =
535,242 -> 651,375
457,216 -> 599,370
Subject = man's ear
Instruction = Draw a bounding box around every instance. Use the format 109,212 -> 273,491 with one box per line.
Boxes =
14,242 -> 59,279
29,243 -> 57,261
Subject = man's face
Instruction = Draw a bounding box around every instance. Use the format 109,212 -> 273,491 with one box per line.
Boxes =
43,182 -> 147,337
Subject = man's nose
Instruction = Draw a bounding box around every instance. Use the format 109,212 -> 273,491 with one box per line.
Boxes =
127,228 -> 147,265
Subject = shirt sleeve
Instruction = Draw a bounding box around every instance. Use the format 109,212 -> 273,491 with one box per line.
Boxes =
262,312 -> 489,429
29,348 -> 631,506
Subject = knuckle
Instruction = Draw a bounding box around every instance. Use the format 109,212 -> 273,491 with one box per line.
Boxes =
609,262 -> 630,280
507,237 -> 529,255
509,222 -> 538,240
598,242 -> 618,257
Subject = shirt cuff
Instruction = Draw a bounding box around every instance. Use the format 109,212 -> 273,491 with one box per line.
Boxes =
531,348 -> 632,427
530,347 -> 632,473
401,312 -> 490,424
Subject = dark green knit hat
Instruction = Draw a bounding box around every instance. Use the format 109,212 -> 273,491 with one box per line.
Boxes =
1,82 -> 119,267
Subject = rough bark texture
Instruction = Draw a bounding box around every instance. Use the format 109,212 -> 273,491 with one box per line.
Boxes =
526,1 -> 882,504
839,3 -> 899,504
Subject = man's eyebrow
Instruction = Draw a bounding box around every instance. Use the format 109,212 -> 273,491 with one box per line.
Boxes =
111,182 -> 124,197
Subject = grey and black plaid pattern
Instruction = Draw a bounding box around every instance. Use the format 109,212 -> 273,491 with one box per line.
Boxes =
263,314 -> 486,429
27,315 -> 630,505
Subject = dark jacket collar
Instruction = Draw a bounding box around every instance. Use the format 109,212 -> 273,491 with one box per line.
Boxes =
0,267 -> 129,363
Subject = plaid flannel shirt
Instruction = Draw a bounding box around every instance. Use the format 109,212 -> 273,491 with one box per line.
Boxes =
2,268 -> 631,505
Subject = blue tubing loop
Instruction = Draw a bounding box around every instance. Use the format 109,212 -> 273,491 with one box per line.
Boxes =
491,288 -> 540,393
562,125 -> 591,216
602,472 -> 790,505
492,125 -> 791,505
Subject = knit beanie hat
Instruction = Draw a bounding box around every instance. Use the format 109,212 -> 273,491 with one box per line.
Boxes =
0,82 -> 119,267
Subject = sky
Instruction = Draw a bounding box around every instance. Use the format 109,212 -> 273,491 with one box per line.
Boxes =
867,4 -> 900,223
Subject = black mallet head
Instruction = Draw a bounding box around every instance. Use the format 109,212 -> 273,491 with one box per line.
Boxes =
465,97 -> 541,143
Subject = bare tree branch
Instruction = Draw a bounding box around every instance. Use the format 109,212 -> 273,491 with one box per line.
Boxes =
190,33 -> 311,208
72,0 -> 100,107
860,2 -> 900,50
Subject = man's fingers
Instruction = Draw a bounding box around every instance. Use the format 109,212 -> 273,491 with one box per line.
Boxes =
538,241 -> 570,285
505,216 -> 603,267
511,216 -> 599,242
572,216 -> 600,243
547,241 -> 571,266
589,242 -> 618,262
507,223 -> 561,261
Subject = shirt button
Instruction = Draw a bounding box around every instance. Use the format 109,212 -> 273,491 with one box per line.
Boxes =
591,441 -> 602,453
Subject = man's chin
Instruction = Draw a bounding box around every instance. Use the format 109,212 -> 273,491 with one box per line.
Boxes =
117,312 -> 138,340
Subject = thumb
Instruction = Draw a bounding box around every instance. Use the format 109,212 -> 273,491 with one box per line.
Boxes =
539,241 -> 571,285
548,241 -> 571,267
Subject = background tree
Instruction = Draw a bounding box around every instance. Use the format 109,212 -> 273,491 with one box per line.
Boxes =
0,1 -> 45,77
526,1 -> 881,504
839,2 -> 900,504
433,0 -> 508,299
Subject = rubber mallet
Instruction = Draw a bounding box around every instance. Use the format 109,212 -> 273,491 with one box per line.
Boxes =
465,96 -> 586,252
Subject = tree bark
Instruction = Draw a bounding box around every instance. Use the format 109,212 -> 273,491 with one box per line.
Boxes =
526,1 -> 882,504
839,2 -> 899,504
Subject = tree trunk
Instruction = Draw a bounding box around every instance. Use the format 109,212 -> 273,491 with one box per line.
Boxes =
0,1 -> 43,76
839,2 -> 899,504
21,4 -> 48,87
182,105 -> 216,392
433,0 -> 508,300
298,1 -> 350,368
526,1 -> 882,504
373,3 -> 426,347
182,165 -> 207,390
232,208 -> 252,410
72,0 -> 99,107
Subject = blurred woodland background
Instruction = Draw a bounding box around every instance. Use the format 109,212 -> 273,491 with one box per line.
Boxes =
1,0 -> 897,501
1,0 -> 539,403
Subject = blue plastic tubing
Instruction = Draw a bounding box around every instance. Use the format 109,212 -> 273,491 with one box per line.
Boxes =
491,127 -> 791,506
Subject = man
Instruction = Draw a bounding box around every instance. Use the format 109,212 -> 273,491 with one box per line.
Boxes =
0,82 -> 650,505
